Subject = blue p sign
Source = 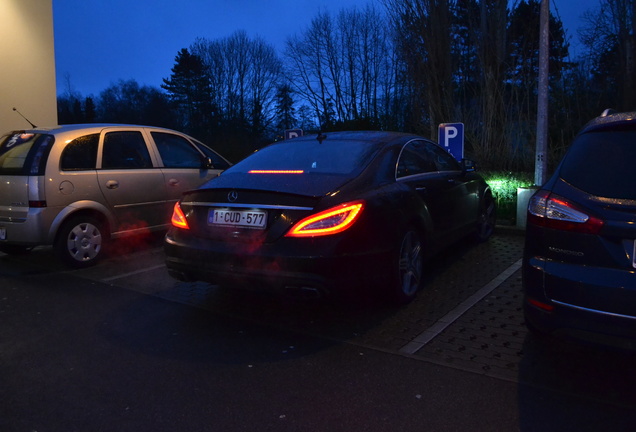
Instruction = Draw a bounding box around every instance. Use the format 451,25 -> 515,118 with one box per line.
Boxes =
438,123 -> 464,161
284,129 -> 303,140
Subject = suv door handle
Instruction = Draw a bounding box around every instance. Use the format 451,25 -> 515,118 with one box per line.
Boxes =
168,178 -> 179,186
105,180 -> 119,189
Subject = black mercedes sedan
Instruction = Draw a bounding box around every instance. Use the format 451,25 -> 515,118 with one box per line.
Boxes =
164,131 -> 495,303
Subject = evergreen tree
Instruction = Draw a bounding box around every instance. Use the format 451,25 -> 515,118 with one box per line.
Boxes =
297,105 -> 318,132
84,97 -> 96,123
506,0 -> 569,88
97,79 -> 173,127
162,48 -> 215,137
274,84 -> 297,132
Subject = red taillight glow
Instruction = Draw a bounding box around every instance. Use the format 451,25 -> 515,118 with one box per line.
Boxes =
248,170 -> 304,174
527,190 -> 604,234
526,297 -> 555,312
171,202 -> 189,229
286,201 -> 364,237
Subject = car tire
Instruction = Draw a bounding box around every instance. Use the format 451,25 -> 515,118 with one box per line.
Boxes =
55,216 -> 107,268
391,228 -> 424,304
474,195 -> 496,242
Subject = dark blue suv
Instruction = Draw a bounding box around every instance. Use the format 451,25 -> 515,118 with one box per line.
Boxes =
523,110 -> 636,349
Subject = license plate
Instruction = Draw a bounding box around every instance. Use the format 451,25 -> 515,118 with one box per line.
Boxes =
0,227 -> 5,240
209,209 -> 267,229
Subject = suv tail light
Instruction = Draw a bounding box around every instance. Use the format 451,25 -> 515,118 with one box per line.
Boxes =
527,190 -> 604,234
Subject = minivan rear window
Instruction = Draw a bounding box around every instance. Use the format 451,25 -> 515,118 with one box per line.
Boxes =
0,132 -> 53,175
560,130 -> 636,200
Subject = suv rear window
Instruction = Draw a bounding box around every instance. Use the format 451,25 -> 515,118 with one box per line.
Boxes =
0,132 -> 54,175
560,129 -> 636,200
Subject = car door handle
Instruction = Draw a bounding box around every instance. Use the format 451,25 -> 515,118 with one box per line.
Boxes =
415,185 -> 426,191
105,180 -> 119,189
168,179 -> 179,186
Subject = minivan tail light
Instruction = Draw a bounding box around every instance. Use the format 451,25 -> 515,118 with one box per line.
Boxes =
171,202 -> 189,229
527,190 -> 604,234
286,201 -> 364,237
526,297 -> 555,312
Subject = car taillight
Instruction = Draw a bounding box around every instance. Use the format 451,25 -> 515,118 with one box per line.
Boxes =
171,202 -> 189,230
526,296 -> 555,312
286,201 -> 364,237
527,190 -> 604,234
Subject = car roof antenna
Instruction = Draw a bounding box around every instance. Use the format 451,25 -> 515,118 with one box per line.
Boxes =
13,107 -> 37,128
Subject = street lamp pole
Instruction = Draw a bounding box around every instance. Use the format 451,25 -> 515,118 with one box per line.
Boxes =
535,0 -> 549,186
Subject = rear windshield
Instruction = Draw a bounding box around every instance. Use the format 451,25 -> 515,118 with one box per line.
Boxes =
224,138 -> 381,177
560,129 -> 636,200
0,132 -> 53,175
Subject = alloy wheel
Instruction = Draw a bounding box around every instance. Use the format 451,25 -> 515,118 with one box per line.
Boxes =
397,230 -> 423,301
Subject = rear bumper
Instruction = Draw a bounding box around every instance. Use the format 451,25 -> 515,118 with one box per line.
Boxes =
164,231 -> 394,298
0,207 -> 53,246
523,256 -> 636,349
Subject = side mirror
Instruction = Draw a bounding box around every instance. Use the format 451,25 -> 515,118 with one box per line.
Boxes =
202,156 -> 215,170
461,159 -> 476,173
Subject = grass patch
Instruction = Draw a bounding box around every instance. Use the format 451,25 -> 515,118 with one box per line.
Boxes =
481,171 -> 534,223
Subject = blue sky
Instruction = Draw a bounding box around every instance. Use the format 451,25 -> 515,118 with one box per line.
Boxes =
53,0 -> 600,97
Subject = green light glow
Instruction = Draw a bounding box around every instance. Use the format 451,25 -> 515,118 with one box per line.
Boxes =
482,172 -> 533,223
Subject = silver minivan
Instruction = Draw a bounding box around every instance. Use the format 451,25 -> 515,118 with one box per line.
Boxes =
0,124 -> 230,267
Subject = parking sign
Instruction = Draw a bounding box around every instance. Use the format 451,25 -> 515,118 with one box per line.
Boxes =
284,129 -> 303,140
438,123 -> 464,161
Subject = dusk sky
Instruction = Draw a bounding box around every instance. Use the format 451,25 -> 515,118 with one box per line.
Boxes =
53,0 -> 601,97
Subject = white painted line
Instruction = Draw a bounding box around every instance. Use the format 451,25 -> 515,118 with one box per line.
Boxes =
399,259 -> 523,355
101,264 -> 166,282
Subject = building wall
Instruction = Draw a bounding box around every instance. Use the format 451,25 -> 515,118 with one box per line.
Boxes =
0,0 -> 57,133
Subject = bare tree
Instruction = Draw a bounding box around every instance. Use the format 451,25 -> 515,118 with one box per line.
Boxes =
191,32 -> 282,134
580,0 -> 636,111
285,12 -> 337,127
284,6 -> 399,129
247,37 -> 282,135
475,0 -> 508,168
384,0 -> 455,137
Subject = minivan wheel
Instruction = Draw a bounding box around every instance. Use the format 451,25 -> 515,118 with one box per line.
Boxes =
55,216 -> 106,268
391,229 -> 423,304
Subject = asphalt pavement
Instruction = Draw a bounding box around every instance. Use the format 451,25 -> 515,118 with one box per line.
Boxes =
1,229 -> 636,431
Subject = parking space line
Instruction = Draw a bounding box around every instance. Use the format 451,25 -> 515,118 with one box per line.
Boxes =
101,264 -> 166,282
399,259 -> 522,355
